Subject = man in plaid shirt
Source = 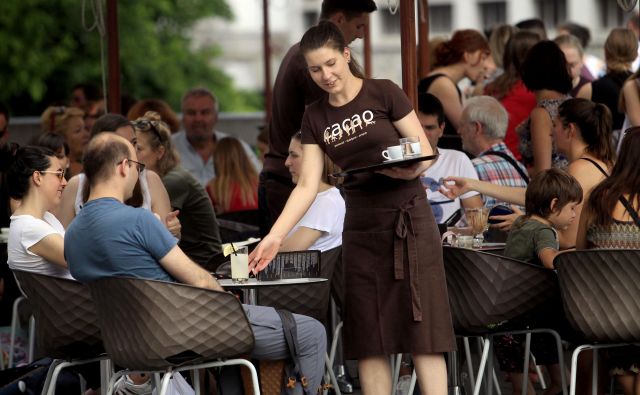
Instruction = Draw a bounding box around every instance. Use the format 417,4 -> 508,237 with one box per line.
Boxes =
458,96 -> 529,209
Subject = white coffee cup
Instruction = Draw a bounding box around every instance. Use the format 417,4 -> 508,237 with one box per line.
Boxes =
382,145 -> 403,161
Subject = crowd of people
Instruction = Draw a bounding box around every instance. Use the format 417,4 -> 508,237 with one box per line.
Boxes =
2,0 -> 640,394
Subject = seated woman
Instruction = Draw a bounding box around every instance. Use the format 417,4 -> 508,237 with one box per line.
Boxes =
280,131 -> 345,252
132,111 -> 222,266
577,127 -> 640,395
40,106 -> 89,178
6,145 -> 70,278
58,114 -> 180,238
206,137 -> 259,214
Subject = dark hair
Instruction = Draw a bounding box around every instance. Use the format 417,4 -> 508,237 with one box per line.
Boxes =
417,93 -> 445,125
525,168 -> 583,218
557,22 -> 591,48
90,113 -> 131,137
83,134 -> 131,189
320,0 -> 377,20
515,18 -> 547,40
486,30 -> 541,99
33,132 -> 69,157
71,83 -> 102,102
558,99 -> 615,167
521,40 -> 572,94
433,29 -> 490,68
299,21 -> 365,79
6,146 -> 55,199
586,127 -> 640,227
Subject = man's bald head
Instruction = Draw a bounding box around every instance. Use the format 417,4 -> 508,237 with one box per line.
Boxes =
83,133 -> 133,189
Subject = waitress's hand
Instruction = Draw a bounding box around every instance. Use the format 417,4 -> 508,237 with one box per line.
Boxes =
376,161 -> 427,180
248,233 -> 282,273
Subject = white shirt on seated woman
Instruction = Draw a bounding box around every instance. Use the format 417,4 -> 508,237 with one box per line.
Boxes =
5,146 -> 72,279
279,132 -> 345,252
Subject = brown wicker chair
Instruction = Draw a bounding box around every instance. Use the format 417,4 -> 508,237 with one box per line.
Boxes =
87,276 -> 258,395
555,249 -> 640,395
11,270 -> 107,395
443,246 -> 567,395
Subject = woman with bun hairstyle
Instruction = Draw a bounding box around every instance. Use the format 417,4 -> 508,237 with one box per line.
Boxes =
250,21 -> 454,395
5,145 -> 70,278
419,29 -> 491,150
132,111 -> 221,266
517,40 -> 573,176
40,106 -> 89,178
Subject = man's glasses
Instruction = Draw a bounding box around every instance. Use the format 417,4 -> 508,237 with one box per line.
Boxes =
39,170 -> 66,181
126,158 -> 145,174
131,120 -> 164,141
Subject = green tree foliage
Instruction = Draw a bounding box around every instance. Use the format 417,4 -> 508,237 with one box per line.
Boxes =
0,0 -> 262,115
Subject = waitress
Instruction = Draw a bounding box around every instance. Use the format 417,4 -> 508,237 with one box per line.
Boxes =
249,21 -> 455,395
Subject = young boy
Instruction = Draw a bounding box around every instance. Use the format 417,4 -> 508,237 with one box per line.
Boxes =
504,168 -> 583,269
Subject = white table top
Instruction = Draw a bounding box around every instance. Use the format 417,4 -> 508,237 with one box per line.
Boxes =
218,278 -> 328,288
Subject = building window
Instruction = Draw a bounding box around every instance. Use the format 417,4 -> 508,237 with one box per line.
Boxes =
380,11 -> 401,34
598,0 -> 627,28
479,2 -> 507,31
429,4 -> 453,33
303,11 -> 318,29
536,0 -> 566,28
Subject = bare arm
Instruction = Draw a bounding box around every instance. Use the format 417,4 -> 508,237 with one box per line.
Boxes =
623,79 -> 640,127
377,111 -> 435,179
146,171 -> 181,238
28,234 -> 67,268
529,107 -> 553,176
576,83 -> 592,100
538,248 -> 561,270
159,245 -> 222,291
249,144 -> 324,271
58,175 -> 80,228
441,176 -> 526,206
280,227 -> 323,252
428,77 -> 462,130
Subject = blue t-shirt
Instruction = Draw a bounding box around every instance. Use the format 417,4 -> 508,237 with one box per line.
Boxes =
65,198 -> 177,282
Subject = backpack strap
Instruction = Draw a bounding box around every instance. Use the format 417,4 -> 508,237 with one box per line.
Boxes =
275,309 -> 310,391
482,150 -> 530,184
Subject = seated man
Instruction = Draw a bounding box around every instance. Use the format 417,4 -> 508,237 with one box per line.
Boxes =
418,93 -> 483,224
458,95 -> 529,209
65,133 -> 326,394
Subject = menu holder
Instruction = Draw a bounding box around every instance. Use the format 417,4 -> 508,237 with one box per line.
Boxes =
257,250 -> 321,281
331,154 -> 438,178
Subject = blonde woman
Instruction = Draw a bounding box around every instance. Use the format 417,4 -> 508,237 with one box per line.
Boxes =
132,111 -> 221,265
206,137 -> 259,214
40,106 -> 89,177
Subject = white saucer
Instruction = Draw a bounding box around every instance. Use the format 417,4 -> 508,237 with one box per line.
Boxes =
382,158 -> 404,163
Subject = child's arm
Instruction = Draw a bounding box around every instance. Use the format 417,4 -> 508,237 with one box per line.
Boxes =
538,248 -> 561,270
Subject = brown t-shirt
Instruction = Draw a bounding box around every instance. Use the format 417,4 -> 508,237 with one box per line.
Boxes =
301,79 -> 413,190
264,43 -> 326,178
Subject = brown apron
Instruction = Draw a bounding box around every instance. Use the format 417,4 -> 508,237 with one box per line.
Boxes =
341,180 -> 456,359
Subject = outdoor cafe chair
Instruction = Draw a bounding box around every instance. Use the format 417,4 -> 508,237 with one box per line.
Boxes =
87,276 -> 259,395
437,246 -> 567,395
11,269 -> 107,395
555,249 -> 640,395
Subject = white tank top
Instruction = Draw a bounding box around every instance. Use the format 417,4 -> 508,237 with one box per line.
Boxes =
74,171 -> 153,214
